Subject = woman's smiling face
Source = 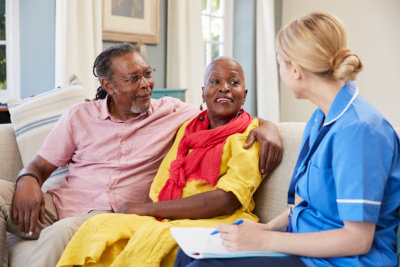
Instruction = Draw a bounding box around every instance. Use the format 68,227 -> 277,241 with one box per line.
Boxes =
203,58 -> 247,127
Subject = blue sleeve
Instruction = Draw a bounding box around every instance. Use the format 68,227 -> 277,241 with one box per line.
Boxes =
332,123 -> 393,222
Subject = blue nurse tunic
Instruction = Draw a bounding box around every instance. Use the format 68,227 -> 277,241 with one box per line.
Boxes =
293,82 -> 400,266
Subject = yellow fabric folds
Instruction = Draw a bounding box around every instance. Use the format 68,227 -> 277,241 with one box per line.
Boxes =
57,119 -> 262,267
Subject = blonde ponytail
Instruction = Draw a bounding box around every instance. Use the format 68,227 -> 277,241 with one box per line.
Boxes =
330,48 -> 363,82
276,12 -> 363,82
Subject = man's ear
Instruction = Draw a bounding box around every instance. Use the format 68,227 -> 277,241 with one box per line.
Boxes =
101,77 -> 114,95
291,62 -> 302,80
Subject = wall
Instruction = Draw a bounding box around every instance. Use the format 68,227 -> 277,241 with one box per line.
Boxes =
146,0 -> 167,88
233,0 -> 256,115
19,0 -> 55,98
232,0 -> 282,117
280,0 -> 400,126
103,0 -> 167,89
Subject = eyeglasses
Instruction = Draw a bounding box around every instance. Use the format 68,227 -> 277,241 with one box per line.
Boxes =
113,68 -> 154,85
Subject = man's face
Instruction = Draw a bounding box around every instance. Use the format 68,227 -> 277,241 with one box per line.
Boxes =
107,52 -> 155,116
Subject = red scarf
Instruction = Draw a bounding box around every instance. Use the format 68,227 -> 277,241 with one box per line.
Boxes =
158,109 -> 252,202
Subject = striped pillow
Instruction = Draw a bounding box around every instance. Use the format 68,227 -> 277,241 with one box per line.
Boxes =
7,82 -> 88,192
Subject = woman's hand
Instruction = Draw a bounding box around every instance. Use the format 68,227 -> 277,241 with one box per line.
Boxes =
217,219 -> 376,257
245,119 -> 283,177
116,202 -> 152,216
216,220 -> 268,251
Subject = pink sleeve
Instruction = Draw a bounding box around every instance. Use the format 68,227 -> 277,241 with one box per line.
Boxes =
38,108 -> 76,167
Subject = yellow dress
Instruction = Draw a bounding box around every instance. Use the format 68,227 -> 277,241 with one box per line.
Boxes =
57,119 -> 262,267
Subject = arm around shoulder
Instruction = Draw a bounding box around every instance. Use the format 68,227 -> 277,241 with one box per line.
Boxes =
246,118 -> 283,176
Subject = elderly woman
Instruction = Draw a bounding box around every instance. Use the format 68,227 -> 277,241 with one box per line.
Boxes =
174,12 -> 400,267
57,57 -> 264,267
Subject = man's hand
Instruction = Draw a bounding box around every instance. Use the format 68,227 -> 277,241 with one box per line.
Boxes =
12,177 -> 45,236
245,119 -> 283,177
12,155 -> 57,236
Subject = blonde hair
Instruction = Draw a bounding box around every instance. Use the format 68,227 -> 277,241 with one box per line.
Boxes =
276,12 -> 363,82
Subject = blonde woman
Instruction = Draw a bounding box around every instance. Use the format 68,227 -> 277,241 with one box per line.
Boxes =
175,12 -> 400,267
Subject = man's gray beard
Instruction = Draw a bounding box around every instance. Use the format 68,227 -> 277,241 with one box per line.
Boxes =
130,101 -> 150,114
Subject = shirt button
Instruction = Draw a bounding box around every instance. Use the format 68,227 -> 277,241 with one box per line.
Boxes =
121,140 -> 126,145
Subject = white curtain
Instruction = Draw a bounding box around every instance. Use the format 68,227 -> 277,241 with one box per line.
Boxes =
166,0 -> 204,107
256,0 -> 280,122
55,0 -> 102,99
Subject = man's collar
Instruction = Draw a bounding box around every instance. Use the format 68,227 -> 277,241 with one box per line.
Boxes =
98,95 -> 111,120
323,81 -> 359,126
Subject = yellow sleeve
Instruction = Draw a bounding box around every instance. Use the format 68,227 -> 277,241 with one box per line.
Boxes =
216,119 -> 262,213
149,119 -> 192,202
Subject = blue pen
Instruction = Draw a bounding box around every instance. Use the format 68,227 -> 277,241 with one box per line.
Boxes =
209,219 -> 244,235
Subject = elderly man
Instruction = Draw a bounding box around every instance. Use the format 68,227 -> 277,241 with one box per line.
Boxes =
0,43 -> 282,267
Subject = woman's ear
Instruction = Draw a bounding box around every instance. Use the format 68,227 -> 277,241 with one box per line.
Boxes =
291,62 -> 302,80
201,86 -> 206,102
242,89 -> 248,105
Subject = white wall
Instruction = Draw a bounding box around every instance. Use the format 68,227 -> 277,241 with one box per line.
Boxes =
280,0 -> 400,126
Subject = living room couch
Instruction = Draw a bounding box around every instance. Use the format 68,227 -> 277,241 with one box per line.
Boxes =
1,121 -> 399,266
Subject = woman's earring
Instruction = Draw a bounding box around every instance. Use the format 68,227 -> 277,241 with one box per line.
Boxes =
236,107 -> 244,117
200,102 -> 205,111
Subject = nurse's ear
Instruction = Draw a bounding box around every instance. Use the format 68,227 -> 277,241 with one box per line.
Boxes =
290,62 -> 303,80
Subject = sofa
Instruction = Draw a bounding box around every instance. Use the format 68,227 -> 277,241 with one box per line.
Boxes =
1,120 -> 399,266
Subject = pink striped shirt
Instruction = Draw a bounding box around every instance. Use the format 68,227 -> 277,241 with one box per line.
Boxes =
38,97 -> 198,219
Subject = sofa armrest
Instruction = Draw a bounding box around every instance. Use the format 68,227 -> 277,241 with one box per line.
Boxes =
0,123 -> 23,183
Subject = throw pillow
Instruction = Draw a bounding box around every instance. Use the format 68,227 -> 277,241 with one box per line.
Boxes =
7,81 -> 88,192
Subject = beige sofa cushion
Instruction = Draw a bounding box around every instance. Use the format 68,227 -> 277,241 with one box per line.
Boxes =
7,233 -> 35,267
254,122 -> 305,223
0,124 -> 23,183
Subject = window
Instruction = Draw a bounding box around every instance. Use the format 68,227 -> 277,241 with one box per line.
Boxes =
201,0 -> 233,66
0,0 -> 20,102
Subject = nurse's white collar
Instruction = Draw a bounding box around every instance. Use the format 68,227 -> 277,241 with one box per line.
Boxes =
323,82 -> 359,127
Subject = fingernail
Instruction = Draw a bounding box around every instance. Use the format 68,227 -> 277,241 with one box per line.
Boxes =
28,231 -> 33,236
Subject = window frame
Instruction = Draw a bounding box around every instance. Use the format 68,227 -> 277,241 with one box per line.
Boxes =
202,0 -> 233,66
0,0 -> 20,102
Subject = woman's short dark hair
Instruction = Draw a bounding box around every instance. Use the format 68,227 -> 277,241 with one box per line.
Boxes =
93,43 -> 140,100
